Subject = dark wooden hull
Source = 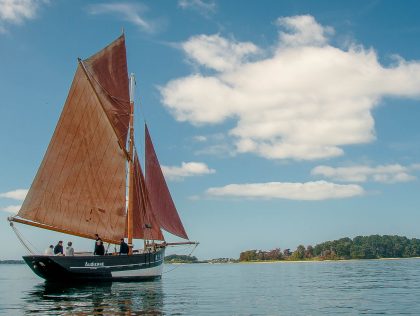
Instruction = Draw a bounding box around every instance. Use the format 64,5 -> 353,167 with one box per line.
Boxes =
23,248 -> 165,282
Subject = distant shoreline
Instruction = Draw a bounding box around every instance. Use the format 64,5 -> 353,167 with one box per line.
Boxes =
237,257 -> 420,264
166,256 -> 420,264
3,256 -> 420,265
163,257 -> 420,264
0,260 -> 25,264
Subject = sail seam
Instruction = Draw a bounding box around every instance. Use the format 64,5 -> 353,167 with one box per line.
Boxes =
56,92 -> 102,228
35,73 -> 87,224
50,81 -> 94,227
28,72 -> 79,221
80,58 -> 130,133
139,162 -> 161,240
78,59 -> 130,161
105,142 -> 126,236
50,81 -> 95,227
145,125 -> 189,239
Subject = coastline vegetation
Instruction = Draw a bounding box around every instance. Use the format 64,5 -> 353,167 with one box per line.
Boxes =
4,235 -> 420,264
239,235 -> 420,262
164,254 -> 238,264
0,260 -> 24,264
164,254 -> 199,263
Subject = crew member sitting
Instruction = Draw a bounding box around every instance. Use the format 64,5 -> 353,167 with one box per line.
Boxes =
65,241 -> 74,256
44,245 -> 54,255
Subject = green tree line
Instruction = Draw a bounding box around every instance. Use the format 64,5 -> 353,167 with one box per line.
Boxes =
164,254 -> 198,263
239,235 -> 420,261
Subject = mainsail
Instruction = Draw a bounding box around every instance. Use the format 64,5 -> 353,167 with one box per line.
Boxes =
13,35 -> 190,245
16,36 -> 130,243
145,125 -> 189,240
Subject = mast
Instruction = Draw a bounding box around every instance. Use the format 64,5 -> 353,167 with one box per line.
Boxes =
127,72 -> 136,255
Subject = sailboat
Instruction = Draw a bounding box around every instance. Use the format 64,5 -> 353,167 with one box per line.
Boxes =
7,34 -> 197,282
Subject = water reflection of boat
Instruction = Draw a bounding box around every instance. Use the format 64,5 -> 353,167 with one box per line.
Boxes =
8,33 -> 197,282
26,281 -> 164,315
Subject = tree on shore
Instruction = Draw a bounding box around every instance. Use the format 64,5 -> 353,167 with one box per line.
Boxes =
165,254 -> 198,263
290,245 -> 305,260
239,235 -> 420,262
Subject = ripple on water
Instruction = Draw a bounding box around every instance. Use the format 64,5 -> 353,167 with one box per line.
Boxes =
1,260 -> 420,315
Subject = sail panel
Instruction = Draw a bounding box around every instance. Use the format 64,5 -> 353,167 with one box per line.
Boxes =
145,125 -> 189,240
18,65 -> 127,242
133,153 -> 164,241
83,35 -> 130,145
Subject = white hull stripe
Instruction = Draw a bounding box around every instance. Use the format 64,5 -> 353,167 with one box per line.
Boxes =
69,259 -> 163,270
111,264 -> 163,277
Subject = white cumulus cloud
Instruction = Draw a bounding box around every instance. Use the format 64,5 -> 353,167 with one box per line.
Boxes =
182,34 -> 260,72
160,15 -> 420,161
312,164 -> 419,183
276,15 -> 334,47
0,0 -> 47,33
162,161 -> 215,181
0,188 -> 28,200
206,181 -> 364,200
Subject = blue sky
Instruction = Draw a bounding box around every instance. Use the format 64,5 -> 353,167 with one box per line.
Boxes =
1,0 -> 420,260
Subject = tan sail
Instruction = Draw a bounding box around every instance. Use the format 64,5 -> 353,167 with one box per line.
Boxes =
13,35 -> 194,247
83,35 -> 131,146
145,124 -> 189,240
132,152 -> 164,241
16,36 -> 130,243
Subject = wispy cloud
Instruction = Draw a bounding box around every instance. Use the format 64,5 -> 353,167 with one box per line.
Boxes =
206,181 -> 365,201
162,162 -> 215,181
87,2 -> 155,32
312,164 -> 420,183
161,15 -> 420,161
195,143 -> 235,157
0,188 -> 28,200
192,133 -> 236,157
1,204 -> 21,214
193,135 -> 207,142
178,0 -> 216,17
0,188 -> 26,214
0,0 -> 47,33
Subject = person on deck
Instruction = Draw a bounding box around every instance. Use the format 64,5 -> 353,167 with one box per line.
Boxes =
65,241 -> 74,256
44,245 -> 54,255
119,238 -> 129,255
94,240 -> 105,256
54,241 -> 64,255
94,234 -> 102,254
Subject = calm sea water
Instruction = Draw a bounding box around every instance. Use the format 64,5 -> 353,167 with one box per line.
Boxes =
1,259 -> 420,315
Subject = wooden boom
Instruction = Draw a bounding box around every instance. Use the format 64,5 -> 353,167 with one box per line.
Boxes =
9,217 -> 121,245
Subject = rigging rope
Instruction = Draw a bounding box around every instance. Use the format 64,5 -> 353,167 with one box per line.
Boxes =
9,221 -> 38,255
162,243 -> 199,274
